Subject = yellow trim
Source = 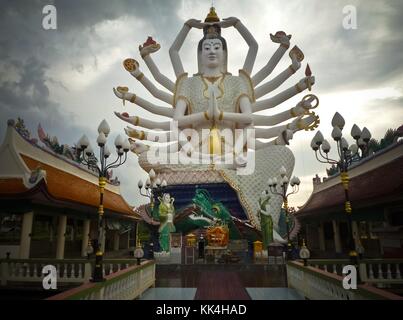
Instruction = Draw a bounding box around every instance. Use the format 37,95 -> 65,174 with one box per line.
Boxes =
204,111 -> 210,120
290,107 -> 298,117
239,69 -> 256,102
130,95 -> 137,103
201,73 -> 225,99
135,73 -> 144,81
218,170 -> 259,229
288,65 -> 296,75
295,83 -> 303,93
173,73 -> 188,108
134,116 -> 140,126
176,95 -> 192,115
280,43 -> 290,49
219,111 -> 224,121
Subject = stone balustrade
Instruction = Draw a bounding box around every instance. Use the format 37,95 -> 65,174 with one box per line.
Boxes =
0,258 -> 140,286
47,260 -> 155,300
287,261 -> 403,300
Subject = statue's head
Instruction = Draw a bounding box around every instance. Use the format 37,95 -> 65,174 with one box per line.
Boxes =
197,24 -> 228,74
162,193 -> 171,204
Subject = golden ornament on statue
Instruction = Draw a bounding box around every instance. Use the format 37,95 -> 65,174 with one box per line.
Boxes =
123,58 -> 139,72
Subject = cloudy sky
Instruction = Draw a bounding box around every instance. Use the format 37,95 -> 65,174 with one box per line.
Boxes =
0,0 -> 402,209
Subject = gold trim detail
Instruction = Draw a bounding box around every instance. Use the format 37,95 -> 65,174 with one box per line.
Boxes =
290,107 -> 298,117
204,111 -> 210,120
238,69 -> 256,102
218,170 -> 259,229
176,95 -> 192,115
219,111 -> 224,121
295,83 -> 303,93
288,65 -> 297,75
130,95 -> 137,103
173,73 -> 188,108
201,73 -> 225,99
135,73 -> 144,81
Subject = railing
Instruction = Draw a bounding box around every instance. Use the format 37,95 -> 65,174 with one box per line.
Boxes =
0,258 -> 140,286
287,261 -> 403,300
47,260 -> 155,300
305,259 -> 403,287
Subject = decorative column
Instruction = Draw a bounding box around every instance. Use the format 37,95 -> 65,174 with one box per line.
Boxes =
332,220 -> 342,253
19,211 -> 34,259
113,231 -> 120,251
318,222 -> 326,251
81,219 -> 91,257
56,215 -> 67,259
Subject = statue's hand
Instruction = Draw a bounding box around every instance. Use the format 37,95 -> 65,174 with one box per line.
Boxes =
220,17 -> 240,28
298,76 -> 315,89
289,114 -> 317,132
292,94 -> 319,116
139,40 -> 161,58
113,87 -> 135,102
128,138 -> 150,155
185,19 -> 205,29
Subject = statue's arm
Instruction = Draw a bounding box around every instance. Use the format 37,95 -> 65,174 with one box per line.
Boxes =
252,94 -> 318,126
114,111 -> 171,130
251,32 -> 291,87
113,88 -> 174,118
169,19 -> 204,78
139,42 -> 175,92
254,50 -> 302,99
124,126 -> 173,143
216,95 -> 253,124
173,98 -> 209,127
126,66 -> 173,105
252,76 -> 315,113
255,113 -> 318,139
221,18 -> 258,75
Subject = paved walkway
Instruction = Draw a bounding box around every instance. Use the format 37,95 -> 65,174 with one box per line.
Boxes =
140,264 -> 304,300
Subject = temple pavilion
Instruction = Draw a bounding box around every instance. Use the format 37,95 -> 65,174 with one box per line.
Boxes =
0,119 -> 140,260
296,140 -> 403,259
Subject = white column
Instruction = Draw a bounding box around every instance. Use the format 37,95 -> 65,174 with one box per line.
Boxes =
81,219 -> 91,257
56,215 -> 67,259
332,220 -> 342,253
113,231 -> 120,251
19,211 -> 34,259
318,222 -> 326,251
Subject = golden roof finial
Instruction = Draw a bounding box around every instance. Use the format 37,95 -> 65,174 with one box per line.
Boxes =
205,7 -> 220,22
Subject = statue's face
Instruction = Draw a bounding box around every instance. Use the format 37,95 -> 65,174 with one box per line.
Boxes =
162,193 -> 171,203
201,39 -> 224,69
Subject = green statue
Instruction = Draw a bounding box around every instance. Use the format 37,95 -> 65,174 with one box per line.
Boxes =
157,193 -> 176,252
258,191 -> 273,249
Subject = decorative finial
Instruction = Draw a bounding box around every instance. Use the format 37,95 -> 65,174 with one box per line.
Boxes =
205,7 -> 220,22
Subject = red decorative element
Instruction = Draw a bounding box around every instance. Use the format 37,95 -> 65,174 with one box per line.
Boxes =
122,112 -> 129,117
143,36 -> 156,47
275,31 -> 286,37
305,64 -> 312,77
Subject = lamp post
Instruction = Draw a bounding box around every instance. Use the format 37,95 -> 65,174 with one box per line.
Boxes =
310,112 -> 371,278
138,170 -> 168,252
138,169 -> 168,210
267,167 -> 301,260
76,119 -> 130,282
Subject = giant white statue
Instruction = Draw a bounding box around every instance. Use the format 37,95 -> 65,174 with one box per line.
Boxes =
113,8 -> 319,243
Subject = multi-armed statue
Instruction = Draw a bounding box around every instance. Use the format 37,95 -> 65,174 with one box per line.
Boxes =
114,7 -> 320,243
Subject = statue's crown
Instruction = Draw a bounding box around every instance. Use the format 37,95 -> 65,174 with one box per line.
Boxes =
203,24 -> 221,38
204,7 -> 220,23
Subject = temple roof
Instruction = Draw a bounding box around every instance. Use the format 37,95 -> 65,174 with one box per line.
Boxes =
296,142 -> 403,219
0,120 -> 139,220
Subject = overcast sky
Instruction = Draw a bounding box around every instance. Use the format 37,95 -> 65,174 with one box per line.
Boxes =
0,0 -> 402,209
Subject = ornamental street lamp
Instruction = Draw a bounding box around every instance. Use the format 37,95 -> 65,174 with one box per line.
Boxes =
138,170 -> 168,252
77,119 -> 130,282
267,167 -> 301,260
310,111 -> 371,279
138,169 -> 168,210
